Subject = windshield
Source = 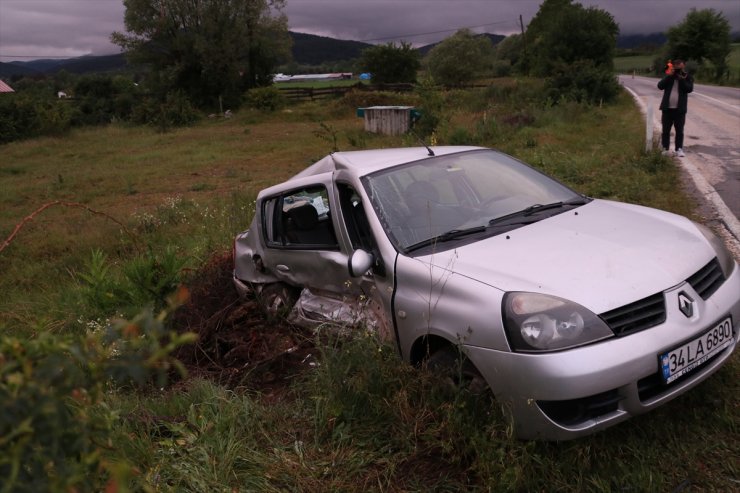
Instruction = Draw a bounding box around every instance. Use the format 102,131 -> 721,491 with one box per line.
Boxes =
362,149 -> 584,252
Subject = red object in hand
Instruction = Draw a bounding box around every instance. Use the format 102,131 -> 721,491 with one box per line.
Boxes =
665,60 -> 673,75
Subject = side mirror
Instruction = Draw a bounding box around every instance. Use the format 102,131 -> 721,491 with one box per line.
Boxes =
348,249 -> 373,277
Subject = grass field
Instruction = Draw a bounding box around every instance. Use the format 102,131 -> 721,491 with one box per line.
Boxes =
1,81 -> 738,491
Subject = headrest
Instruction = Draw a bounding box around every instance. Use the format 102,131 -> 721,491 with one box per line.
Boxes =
287,203 -> 319,230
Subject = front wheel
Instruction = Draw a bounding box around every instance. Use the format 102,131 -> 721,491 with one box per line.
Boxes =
257,283 -> 299,319
426,346 -> 489,395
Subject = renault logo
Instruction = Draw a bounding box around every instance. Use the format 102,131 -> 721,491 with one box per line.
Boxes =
678,292 -> 695,318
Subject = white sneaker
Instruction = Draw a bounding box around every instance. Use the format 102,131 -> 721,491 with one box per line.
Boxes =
661,149 -> 672,156
676,148 -> 685,157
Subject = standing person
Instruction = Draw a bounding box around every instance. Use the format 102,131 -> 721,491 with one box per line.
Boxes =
657,59 -> 693,157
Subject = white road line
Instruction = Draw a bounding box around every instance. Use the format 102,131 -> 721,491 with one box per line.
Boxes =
621,83 -> 740,248
693,92 -> 740,112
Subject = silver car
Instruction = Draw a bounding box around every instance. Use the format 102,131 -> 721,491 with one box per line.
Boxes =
233,146 -> 739,440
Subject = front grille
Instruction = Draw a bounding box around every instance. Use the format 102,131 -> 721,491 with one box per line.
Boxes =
687,258 -> 725,300
538,389 -> 621,426
600,293 -> 666,337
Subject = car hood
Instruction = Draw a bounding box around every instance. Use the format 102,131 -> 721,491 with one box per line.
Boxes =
423,200 -> 715,314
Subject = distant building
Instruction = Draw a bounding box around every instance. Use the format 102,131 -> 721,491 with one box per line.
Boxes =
0,80 -> 15,93
273,72 -> 353,83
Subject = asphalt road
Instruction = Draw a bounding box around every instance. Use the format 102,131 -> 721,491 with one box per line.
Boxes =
619,75 -> 740,246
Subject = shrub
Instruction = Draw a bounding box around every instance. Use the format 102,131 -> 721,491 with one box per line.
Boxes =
131,91 -> 200,131
123,247 -> 188,310
413,77 -> 447,138
447,126 -> 473,145
243,86 -> 286,111
491,60 -> 513,78
77,246 -> 188,317
0,301 -> 195,493
545,60 -> 620,104
0,95 -> 72,144
360,42 -> 420,84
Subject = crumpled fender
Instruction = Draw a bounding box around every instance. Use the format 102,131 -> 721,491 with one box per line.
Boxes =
234,220 -> 279,285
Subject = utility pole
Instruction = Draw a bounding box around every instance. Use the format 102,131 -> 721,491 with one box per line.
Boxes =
520,14 -> 528,73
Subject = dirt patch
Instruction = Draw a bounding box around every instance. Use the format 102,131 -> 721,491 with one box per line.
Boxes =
172,251 -> 317,392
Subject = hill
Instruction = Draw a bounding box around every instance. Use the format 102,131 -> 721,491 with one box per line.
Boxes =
51,53 -> 128,74
0,62 -> 39,78
617,32 -> 667,50
290,31 -> 372,65
0,54 -> 128,77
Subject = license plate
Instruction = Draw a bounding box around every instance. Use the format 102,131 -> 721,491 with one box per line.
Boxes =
660,317 -> 733,384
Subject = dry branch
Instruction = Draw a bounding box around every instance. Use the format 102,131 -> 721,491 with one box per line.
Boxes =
0,200 -> 140,254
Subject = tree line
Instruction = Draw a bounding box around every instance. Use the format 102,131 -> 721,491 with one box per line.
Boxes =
0,0 -> 733,145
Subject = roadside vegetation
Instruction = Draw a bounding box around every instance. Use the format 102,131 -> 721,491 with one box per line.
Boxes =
2,76 -> 738,491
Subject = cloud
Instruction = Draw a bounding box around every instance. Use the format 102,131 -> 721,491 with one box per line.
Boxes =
0,0 -> 125,60
1,0 -> 738,62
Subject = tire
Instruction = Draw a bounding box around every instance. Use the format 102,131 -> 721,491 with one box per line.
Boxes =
257,283 -> 299,319
426,346 -> 489,395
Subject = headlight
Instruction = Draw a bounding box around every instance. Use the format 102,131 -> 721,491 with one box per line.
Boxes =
503,292 -> 613,352
693,222 -> 735,278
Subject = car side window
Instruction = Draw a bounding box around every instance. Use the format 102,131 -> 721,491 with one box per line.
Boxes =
263,185 -> 339,249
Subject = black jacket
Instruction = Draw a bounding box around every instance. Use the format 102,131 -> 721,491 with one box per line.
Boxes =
658,73 -> 694,113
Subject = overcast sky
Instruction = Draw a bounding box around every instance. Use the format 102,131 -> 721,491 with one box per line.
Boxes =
1,0 -> 739,62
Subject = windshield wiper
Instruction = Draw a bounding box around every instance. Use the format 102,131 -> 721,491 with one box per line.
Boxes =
489,197 -> 589,226
405,226 -> 487,252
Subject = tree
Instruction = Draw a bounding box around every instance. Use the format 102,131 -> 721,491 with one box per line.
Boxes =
360,42 -> 420,84
111,0 -> 290,110
425,29 -> 495,86
666,8 -> 731,80
524,0 -> 618,77
521,0 -> 619,103
496,34 -> 524,69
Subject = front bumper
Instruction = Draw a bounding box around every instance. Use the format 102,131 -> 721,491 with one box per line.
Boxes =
466,263 -> 740,440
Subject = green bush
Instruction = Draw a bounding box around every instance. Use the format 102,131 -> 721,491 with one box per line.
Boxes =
123,247 -> 188,310
131,91 -> 200,131
71,75 -> 139,126
0,95 -> 72,144
447,126 -> 473,145
546,60 -> 620,104
491,59 -> 513,78
413,77 -> 447,138
243,86 -> 287,111
0,303 -> 195,493
77,246 -> 188,318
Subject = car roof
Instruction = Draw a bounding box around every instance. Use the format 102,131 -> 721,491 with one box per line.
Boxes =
291,146 -> 485,180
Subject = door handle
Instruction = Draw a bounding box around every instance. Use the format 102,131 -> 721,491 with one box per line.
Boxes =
276,264 -> 290,272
